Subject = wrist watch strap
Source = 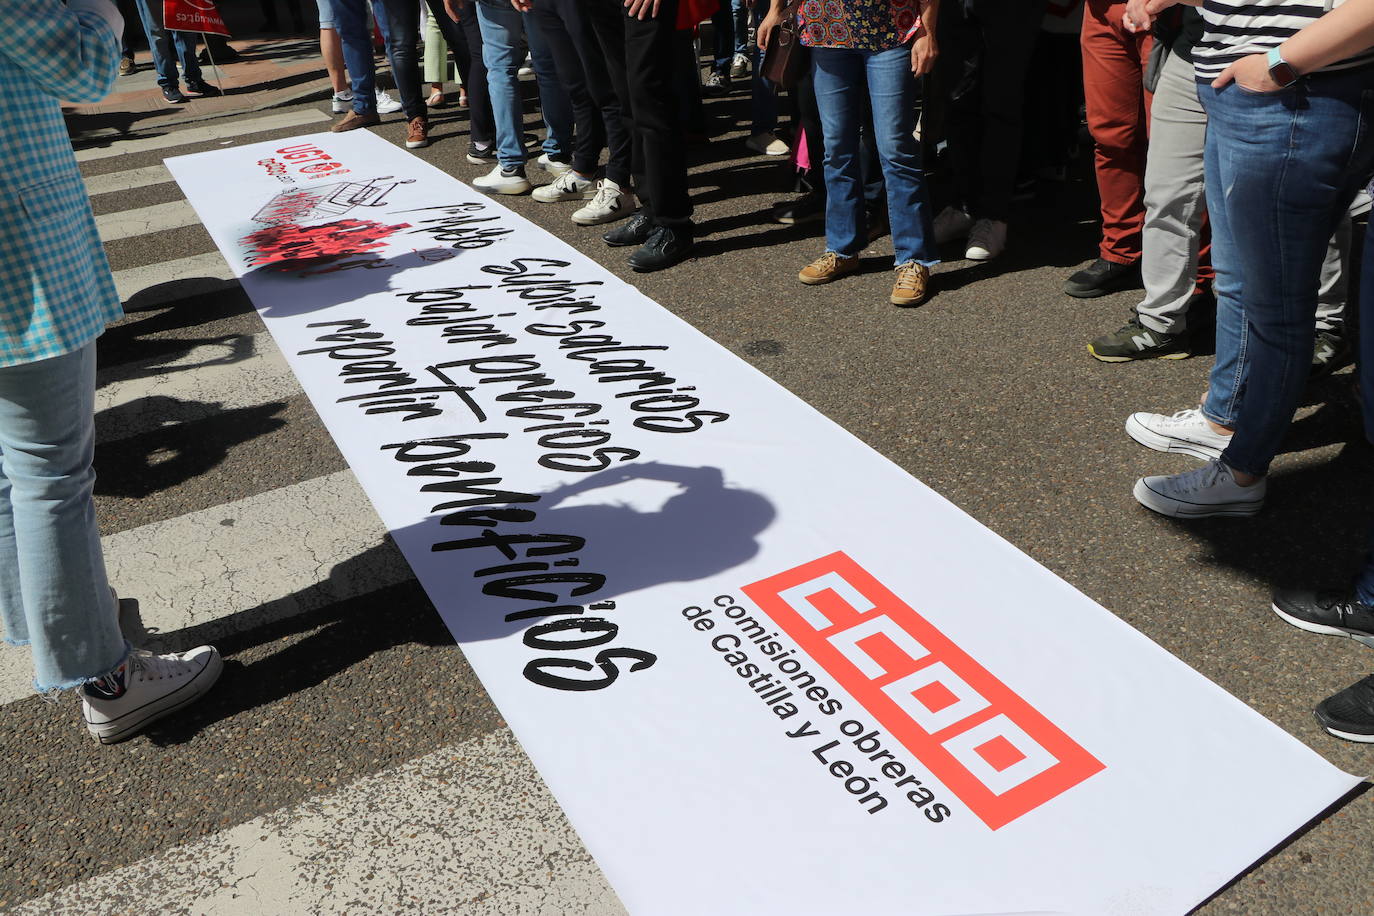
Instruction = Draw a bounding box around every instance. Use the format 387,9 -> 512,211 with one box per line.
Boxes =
1267,46 -> 1300,88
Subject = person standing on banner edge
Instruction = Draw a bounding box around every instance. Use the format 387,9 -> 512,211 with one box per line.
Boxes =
1121,0 -> 1374,740
0,0 -> 223,743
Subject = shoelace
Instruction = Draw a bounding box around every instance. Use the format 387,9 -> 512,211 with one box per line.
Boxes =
893,263 -> 923,289
127,649 -> 193,683
1167,459 -> 1226,494
590,184 -> 621,208
1166,408 -> 1204,424
552,171 -> 584,193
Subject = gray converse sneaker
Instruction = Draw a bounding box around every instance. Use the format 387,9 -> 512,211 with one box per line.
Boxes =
1133,459 -> 1265,518
82,646 -> 223,744
1125,407 -> 1231,460
533,170 -> 597,203
572,179 -> 634,226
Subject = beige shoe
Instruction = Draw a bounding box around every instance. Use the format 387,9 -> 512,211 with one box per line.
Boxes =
331,109 -> 381,132
799,252 -> 860,286
890,262 -> 931,306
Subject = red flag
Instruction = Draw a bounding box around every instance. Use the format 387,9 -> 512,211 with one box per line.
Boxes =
162,0 -> 231,36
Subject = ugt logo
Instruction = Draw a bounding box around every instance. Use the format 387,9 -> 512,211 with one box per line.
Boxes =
743,552 -> 1104,830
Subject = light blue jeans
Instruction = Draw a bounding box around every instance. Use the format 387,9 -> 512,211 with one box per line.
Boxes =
812,45 -> 938,267
1198,69 -> 1374,475
476,0 -> 573,170
0,344 -> 125,692
132,0 -> 202,89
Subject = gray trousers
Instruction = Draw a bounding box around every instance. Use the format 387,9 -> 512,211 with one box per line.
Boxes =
1137,49 -> 1349,335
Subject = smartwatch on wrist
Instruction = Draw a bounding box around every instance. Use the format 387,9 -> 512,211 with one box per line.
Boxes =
1267,46 -> 1300,88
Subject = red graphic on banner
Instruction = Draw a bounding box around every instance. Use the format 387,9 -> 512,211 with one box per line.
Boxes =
163,0 -> 230,36
742,552 -> 1104,830
242,219 -> 410,269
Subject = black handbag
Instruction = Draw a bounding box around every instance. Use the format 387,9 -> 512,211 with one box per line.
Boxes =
761,0 -> 808,89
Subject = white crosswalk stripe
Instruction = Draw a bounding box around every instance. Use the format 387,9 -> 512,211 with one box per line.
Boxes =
0,470 -> 402,707
83,164 -> 174,196
74,110 -> 329,162
113,251 -> 238,309
14,729 -> 624,916
95,200 -> 202,242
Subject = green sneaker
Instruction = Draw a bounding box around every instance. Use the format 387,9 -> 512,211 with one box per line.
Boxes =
1311,329 -> 1353,379
1088,316 -> 1190,362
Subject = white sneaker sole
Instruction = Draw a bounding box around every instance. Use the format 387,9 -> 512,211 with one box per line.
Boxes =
533,188 -> 598,204
965,246 -> 1000,261
1271,603 -> 1374,649
405,139 -> 429,149
1132,478 -> 1263,518
474,181 -> 532,196
1322,725 -> 1374,743
85,651 -> 224,744
1124,414 -> 1225,461
572,207 -> 630,226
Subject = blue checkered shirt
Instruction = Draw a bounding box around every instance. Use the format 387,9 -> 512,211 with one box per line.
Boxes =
0,0 -> 124,368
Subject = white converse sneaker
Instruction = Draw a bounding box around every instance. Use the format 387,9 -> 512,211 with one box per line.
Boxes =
572,179 -> 635,226
745,131 -> 789,156
472,164 -> 532,195
965,218 -> 1007,261
1133,459 -> 1266,518
331,89 -> 354,114
375,89 -> 402,114
82,646 -> 223,744
933,205 -> 973,244
535,153 -> 573,177
1125,407 -> 1231,460
532,170 -> 597,203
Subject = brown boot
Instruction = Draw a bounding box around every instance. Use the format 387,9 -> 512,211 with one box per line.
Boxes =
798,251 -> 860,286
405,115 -> 429,149
890,262 -> 931,306
332,109 -> 380,133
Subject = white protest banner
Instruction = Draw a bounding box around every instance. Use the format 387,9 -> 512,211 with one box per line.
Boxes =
167,131 -> 1359,915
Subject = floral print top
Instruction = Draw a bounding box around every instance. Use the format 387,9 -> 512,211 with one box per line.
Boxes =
797,0 -> 923,52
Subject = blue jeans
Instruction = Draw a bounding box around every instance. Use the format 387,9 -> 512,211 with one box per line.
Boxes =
747,4 -> 775,134
1198,70 -> 1374,475
332,0 -> 380,112
132,0 -> 201,89
0,345 -> 125,692
710,0 -> 748,72
476,0 -> 573,170
812,45 -> 938,266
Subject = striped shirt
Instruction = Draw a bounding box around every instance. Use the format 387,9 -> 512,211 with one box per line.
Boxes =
1194,0 -> 1374,79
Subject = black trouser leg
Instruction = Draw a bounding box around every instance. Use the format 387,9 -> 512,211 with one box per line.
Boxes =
379,0 -> 425,119
457,3 -> 494,145
584,0 -> 637,194
533,0 -> 604,173
623,0 -> 691,227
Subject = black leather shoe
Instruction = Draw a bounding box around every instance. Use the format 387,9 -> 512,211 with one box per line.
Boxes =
1063,258 -> 1141,298
628,225 -> 694,272
603,212 -> 652,248
1272,589 -> 1374,649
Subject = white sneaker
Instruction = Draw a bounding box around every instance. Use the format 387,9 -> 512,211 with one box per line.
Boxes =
81,646 -> 223,744
965,218 -> 1007,261
745,131 -> 789,156
1133,459 -> 1266,518
517,54 -> 533,77
730,52 -> 750,79
472,164 -> 532,195
375,89 -> 402,114
535,153 -> 573,177
572,178 -> 635,226
932,205 -> 973,244
1125,407 -> 1231,460
533,170 -> 597,203
331,89 -> 354,114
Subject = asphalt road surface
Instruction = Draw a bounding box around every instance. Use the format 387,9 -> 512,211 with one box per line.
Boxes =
4,89 -> 1373,914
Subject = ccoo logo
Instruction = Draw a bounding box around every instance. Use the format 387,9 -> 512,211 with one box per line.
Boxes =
743,552 -> 1104,830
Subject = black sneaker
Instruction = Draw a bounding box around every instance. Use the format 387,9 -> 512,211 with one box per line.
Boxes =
1311,329 -> 1353,379
628,225 -> 695,272
771,194 -> 824,226
603,212 -> 653,248
465,143 -> 497,165
161,85 -> 188,104
1063,258 -> 1142,298
1315,675 -> 1374,743
184,78 -> 222,97
1272,589 -> 1374,649
1088,315 -> 1190,362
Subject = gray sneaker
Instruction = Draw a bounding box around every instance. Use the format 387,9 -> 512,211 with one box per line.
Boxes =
1089,316 -> 1190,362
